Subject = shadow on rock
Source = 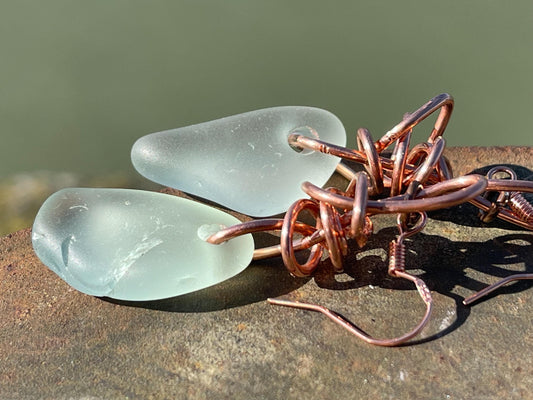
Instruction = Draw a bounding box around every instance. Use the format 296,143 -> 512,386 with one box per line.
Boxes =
107,187 -> 533,341
309,226 -> 533,343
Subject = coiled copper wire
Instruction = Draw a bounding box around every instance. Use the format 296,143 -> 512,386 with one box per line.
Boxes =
510,193 -> 533,223
206,93 -> 533,346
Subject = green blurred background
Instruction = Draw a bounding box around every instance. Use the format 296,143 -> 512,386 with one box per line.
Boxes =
0,0 -> 532,234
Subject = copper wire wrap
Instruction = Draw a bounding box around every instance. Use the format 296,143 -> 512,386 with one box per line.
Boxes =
510,193 -> 533,223
206,94 -> 533,346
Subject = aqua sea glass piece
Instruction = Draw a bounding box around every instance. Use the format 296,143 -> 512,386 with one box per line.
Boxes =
131,106 -> 346,217
32,188 -> 254,301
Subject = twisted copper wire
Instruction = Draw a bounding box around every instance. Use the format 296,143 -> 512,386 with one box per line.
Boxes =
374,93 -> 454,153
279,173 -> 374,277
290,94 -> 533,229
206,93 -> 533,345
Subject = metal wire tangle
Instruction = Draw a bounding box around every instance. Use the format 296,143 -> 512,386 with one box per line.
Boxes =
206,93 -> 533,346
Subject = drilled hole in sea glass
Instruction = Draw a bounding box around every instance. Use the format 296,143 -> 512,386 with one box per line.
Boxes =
288,126 -> 320,155
197,223 -> 227,242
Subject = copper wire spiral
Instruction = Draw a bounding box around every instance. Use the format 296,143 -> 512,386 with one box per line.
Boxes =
509,193 -> 533,223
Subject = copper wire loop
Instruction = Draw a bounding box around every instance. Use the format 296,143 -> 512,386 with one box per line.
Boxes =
207,93 -> 533,346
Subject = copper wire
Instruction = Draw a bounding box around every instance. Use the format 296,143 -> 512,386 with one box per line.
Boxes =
510,193 -> 533,223
206,93 -> 533,346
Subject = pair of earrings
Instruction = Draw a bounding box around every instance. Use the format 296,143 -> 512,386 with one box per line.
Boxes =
31,94 -> 533,346
32,106 -> 347,301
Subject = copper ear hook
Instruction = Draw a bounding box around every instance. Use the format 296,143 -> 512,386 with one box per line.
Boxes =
463,273 -> 533,305
268,212 -> 433,347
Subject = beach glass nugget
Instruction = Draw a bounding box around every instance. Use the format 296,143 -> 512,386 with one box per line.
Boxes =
32,188 -> 254,301
131,106 -> 346,217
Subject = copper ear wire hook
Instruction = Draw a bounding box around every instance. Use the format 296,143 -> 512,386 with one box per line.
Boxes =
268,213 -> 432,347
463,274 -> 533,305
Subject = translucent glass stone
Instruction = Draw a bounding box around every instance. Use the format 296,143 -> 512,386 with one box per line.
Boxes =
31,188 -> 254,301
131,106 -> 346,216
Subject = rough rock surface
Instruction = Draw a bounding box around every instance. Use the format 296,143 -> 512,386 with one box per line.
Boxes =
1,147 -> 532,399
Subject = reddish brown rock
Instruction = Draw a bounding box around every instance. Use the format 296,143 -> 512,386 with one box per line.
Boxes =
1,147 -> 532,399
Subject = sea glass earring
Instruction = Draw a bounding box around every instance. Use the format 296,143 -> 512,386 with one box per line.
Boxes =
32,188 -> 255,301
131,106 -> 346,217
32,106 -> 345,301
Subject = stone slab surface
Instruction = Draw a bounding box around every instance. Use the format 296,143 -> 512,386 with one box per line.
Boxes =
1,147 -> 532,400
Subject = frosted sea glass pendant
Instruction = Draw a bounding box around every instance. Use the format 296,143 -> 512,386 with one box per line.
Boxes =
131,107 -> 346,217
32,188 -> 254,301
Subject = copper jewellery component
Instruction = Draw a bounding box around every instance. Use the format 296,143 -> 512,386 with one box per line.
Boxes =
207,94 -> 533,346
